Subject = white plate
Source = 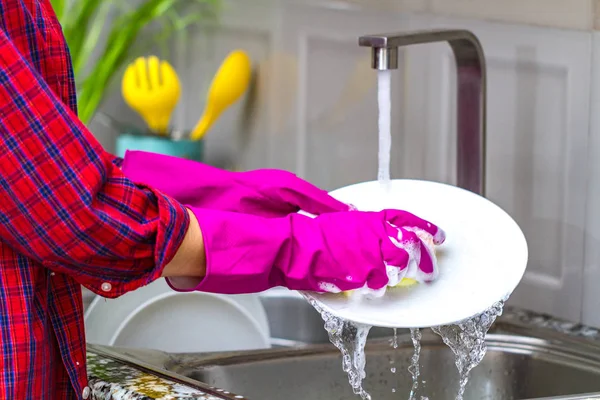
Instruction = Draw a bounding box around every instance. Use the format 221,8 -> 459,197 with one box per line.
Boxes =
301,179 -> 528,329
85,278 -> 270,353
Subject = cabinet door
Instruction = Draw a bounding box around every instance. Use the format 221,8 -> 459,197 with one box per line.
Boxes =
405,15 -> 591,322
174,0 -> 280,170
276,3 -> 415,190
277,7 -> 591,322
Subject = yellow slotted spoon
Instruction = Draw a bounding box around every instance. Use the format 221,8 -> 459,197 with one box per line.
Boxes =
190,50 -> 252,141
122,56 -> 181,135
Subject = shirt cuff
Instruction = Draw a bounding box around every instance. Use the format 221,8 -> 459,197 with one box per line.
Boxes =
86,190 -> 190,298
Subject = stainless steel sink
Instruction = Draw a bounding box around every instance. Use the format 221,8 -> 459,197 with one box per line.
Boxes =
173,333 -> 600,400
91,289 -> 600,399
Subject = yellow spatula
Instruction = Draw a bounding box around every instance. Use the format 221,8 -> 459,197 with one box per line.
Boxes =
122,56 -> 181,135
190,50 -> 252,141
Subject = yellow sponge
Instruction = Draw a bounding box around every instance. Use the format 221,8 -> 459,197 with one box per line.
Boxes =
341,277 -> 418,297
340,231 -> 435,297
395,278 -> 419,287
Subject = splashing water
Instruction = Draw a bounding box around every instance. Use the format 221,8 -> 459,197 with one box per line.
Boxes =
377,70 -> 392,188
308,295 -> 506,399
309,294 -> 506,400
309,299 -> 373,399
305,70 -> 508,400
431,300 -> 506,400
408,328 -> 422,400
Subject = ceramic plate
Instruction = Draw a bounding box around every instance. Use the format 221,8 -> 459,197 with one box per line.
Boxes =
301,179 -> 528,328
85,278 -> 270,353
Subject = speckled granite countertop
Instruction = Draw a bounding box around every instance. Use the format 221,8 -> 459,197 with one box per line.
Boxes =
86,306 -> 600,400
87,350 -> 243,400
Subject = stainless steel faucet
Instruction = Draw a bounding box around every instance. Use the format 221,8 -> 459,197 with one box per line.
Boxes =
358,30 -> 487,196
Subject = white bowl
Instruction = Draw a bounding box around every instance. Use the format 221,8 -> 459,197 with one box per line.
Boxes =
85,278 -> 270,353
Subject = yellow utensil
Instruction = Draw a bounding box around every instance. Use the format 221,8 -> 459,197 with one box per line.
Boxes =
190,50 -> 252,141
122,56 -> 181,134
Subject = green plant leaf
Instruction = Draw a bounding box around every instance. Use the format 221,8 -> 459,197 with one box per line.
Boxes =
49,0 -> 67,21
72,0 -> 113,77
55,0 -> 221,124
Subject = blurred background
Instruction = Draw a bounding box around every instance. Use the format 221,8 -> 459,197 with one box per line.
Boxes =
74,0 -> 600,331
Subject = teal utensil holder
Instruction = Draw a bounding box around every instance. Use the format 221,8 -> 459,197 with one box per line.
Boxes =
116,133 -> 204,161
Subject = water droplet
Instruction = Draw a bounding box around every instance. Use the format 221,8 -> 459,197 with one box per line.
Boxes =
408,328 -> 422,400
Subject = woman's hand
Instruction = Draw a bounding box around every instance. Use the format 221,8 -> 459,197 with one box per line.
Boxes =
166,207 -> 445,294
121,150 -> 350,218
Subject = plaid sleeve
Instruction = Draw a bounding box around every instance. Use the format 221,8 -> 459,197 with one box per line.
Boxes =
0,27 -> 190,299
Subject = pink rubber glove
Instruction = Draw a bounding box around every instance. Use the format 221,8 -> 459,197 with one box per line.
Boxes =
168,207 -> 446,294
121,150 -> 350,217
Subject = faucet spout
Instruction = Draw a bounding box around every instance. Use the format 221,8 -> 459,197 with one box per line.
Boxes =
359,29 -> 487,196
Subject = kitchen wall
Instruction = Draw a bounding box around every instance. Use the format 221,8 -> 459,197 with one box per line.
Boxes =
87,0 -> 600,328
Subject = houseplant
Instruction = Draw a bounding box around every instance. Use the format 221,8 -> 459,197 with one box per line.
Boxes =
50,0 -> 221,124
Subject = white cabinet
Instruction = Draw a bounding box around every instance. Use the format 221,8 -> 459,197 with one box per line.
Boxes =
270,5 -> 593,322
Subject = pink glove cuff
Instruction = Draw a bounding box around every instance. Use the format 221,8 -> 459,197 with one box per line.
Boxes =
167,207 -> 291,294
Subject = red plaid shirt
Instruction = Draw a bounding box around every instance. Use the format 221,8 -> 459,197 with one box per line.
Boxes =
0,1 -> 190,398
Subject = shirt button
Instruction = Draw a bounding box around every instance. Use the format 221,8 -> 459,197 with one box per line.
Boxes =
101,282 -> 112,292
82,386 -> 91,399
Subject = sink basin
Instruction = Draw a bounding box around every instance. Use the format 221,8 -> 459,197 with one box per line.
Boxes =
167,332 -> 600,400
96,329 -> 600,400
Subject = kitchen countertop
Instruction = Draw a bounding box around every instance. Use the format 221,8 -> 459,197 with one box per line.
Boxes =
87,350 -> 229,400
86,305 -> 600,400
